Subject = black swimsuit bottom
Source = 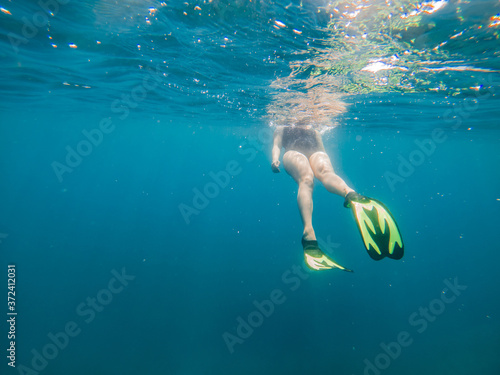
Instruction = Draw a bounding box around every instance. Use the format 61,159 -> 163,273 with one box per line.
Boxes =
282,127 -> 323,158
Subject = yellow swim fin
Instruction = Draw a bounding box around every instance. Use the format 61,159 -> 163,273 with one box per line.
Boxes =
302,238 -> 353,272
344,192 -> 404,261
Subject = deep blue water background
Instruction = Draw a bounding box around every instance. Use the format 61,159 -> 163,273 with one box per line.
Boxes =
1,1 -> 500,375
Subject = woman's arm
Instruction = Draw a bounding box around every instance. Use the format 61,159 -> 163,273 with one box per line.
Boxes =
315,129 -> 325,152
271,127 -> 283,173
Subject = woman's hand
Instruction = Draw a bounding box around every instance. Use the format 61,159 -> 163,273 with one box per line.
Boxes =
271,160 -> 280,173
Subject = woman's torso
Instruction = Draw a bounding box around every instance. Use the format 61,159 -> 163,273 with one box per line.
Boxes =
281,126 -> 324,158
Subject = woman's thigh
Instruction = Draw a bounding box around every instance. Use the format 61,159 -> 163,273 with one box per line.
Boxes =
283,150 -> 314,183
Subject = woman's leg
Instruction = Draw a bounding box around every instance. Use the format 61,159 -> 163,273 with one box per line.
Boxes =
283,150 -> 316,241
309,151 -> 354,197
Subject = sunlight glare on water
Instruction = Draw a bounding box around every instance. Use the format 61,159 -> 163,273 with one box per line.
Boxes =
0,0 -> 499,125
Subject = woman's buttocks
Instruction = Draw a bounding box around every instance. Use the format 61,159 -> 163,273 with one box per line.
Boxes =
282,127 -> 323,158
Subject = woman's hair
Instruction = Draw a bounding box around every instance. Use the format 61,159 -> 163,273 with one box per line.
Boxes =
266,78 -> 348,130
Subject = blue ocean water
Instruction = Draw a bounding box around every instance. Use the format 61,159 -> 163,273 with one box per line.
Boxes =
1,1 -> 500,374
